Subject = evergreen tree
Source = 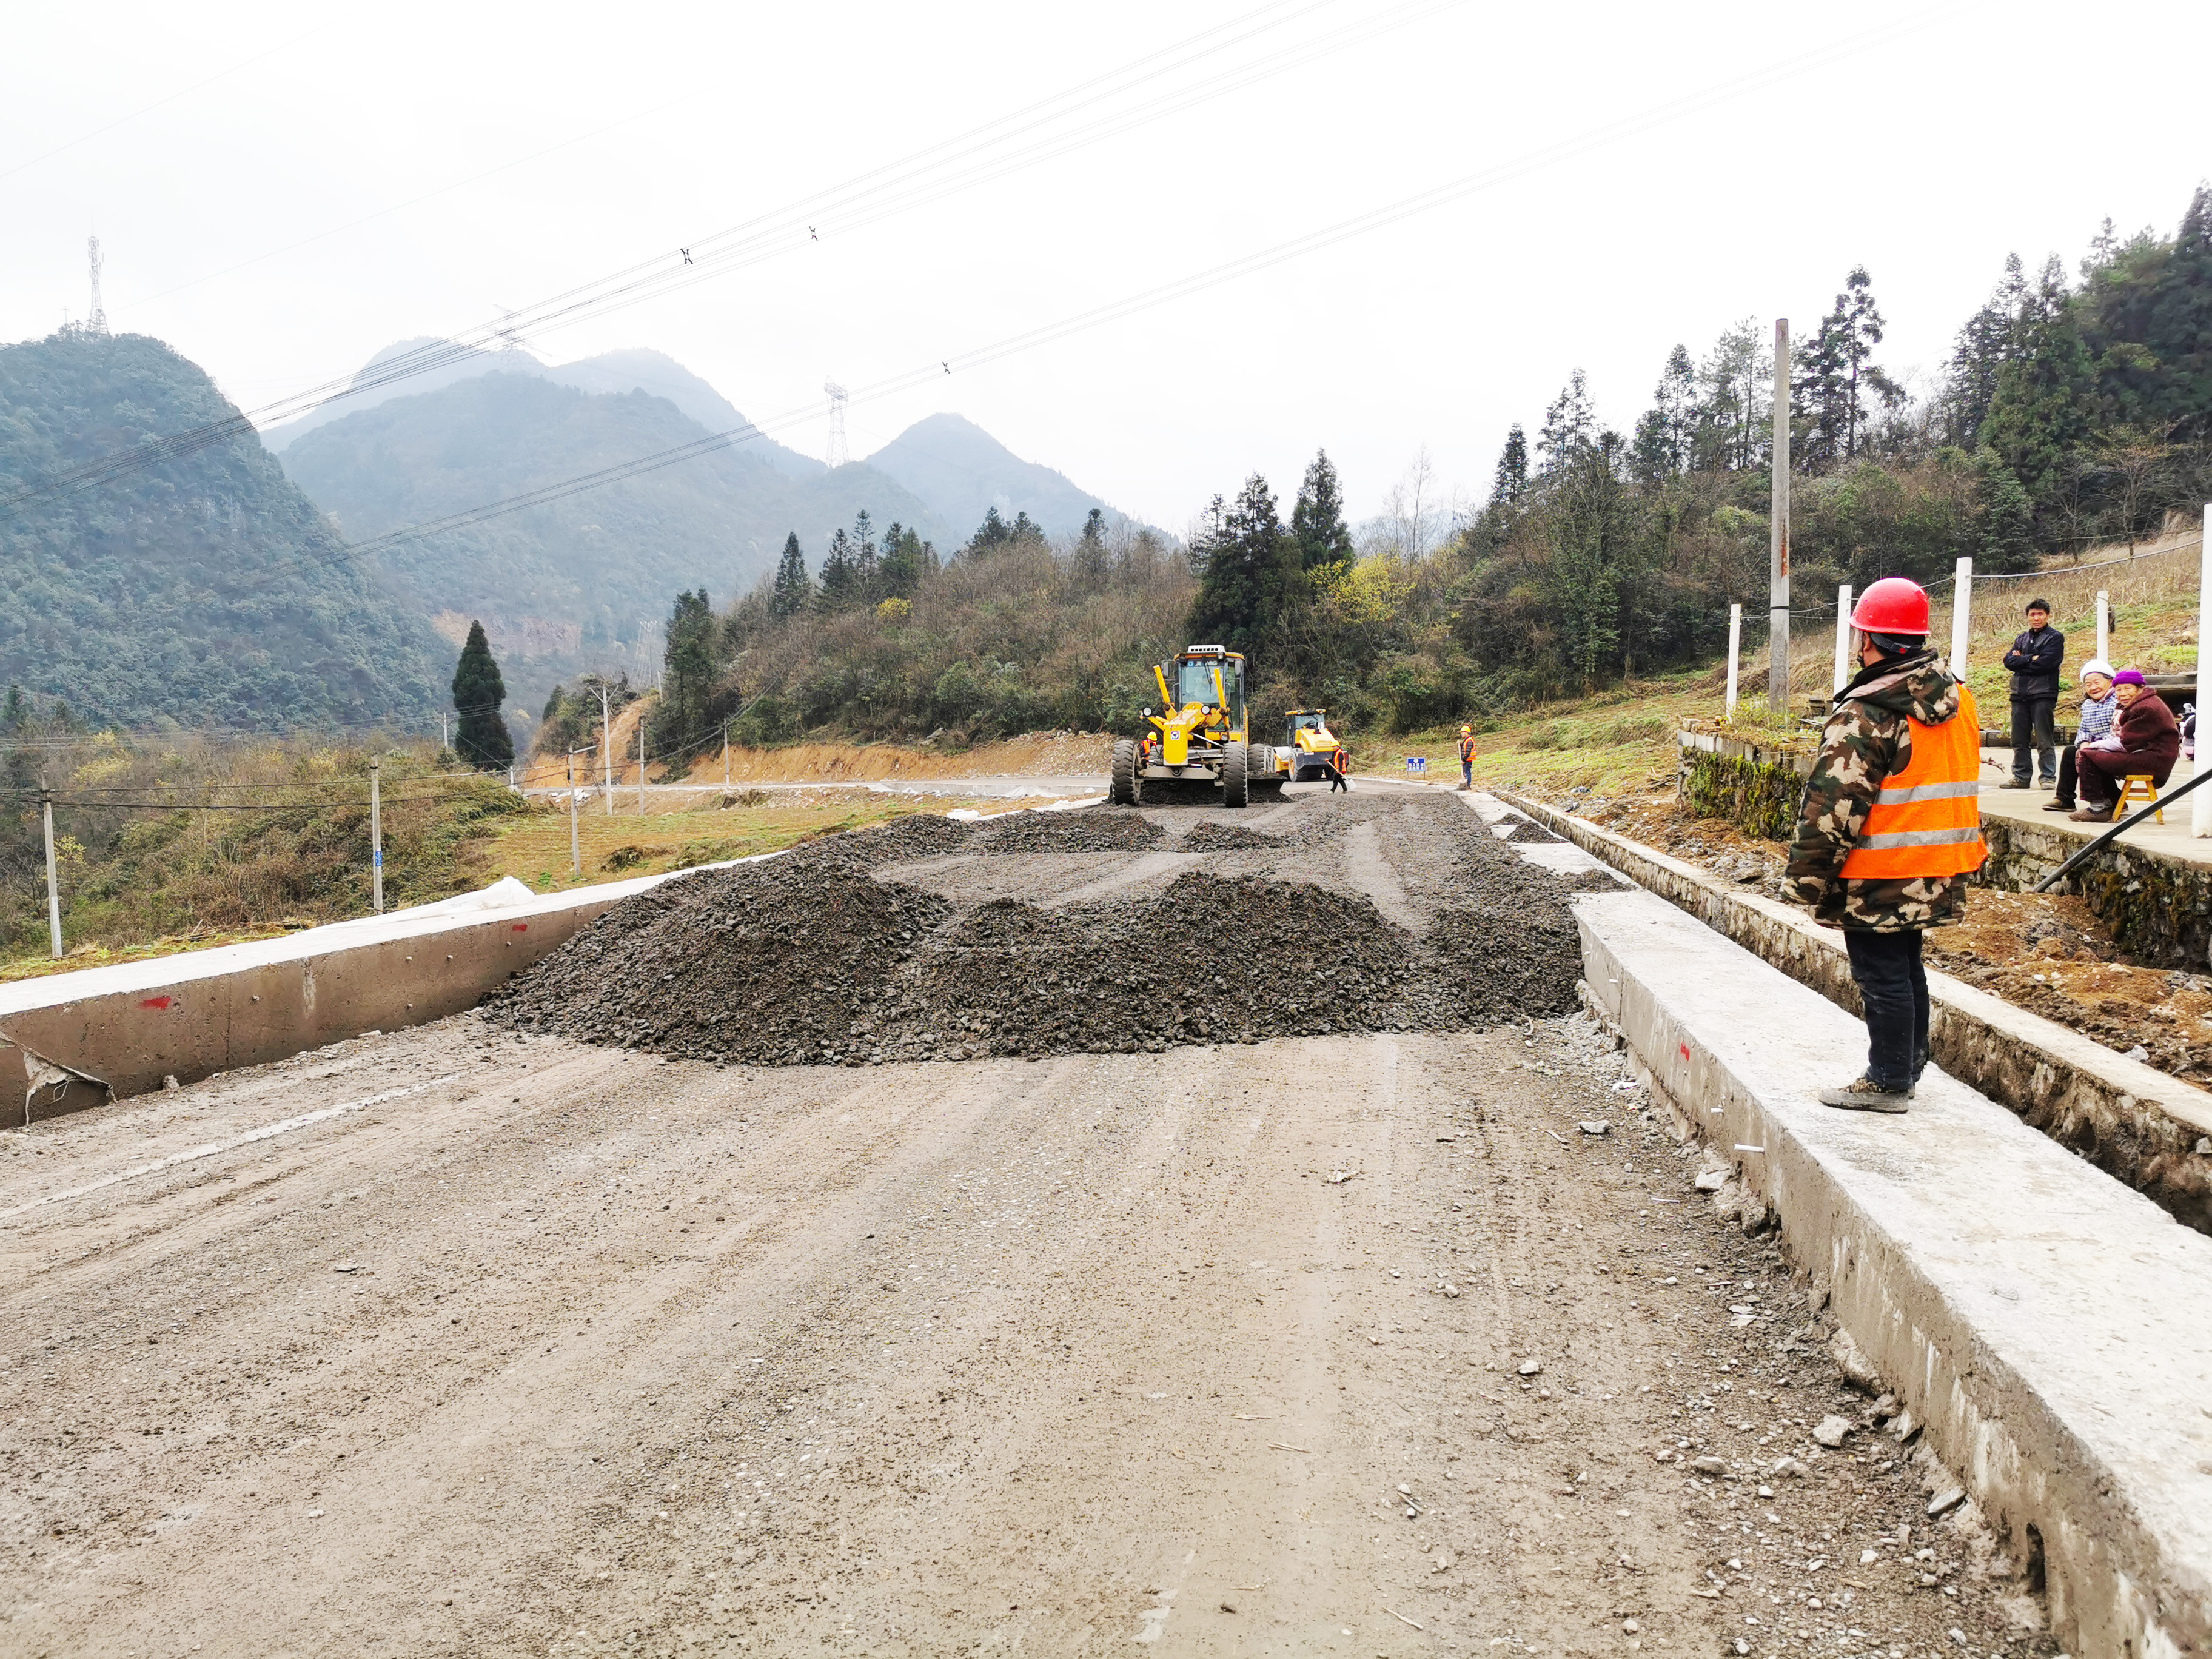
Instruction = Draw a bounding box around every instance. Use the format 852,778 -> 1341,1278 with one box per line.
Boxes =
1629,345 -> 1698,484
1943,254 -> 2028,449
771,532 -> 813,618
452,620 -> 515,772
1983,255 -> 2097,528
880,523 -> 931,596
1072,508 -> 1110,591
1692,320 -> 1771,472
1011,510 -> 1046,543
851,511 -> 879,601
660,589 -> 717,754
818,530 -> 859,610
0,683 -> 24,732
1796,267 -> 1902,468
1487,424 -> 1529,507
1973,449 -> 2037,571
1289,450 -> 1356,569
1537,370 -> 1596,474
2137,184 -> 2212,442
966,506 -> 1013,555
1187,474 -> 1299,657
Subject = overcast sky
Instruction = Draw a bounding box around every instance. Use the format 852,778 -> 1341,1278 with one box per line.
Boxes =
5,0 -> 2208,535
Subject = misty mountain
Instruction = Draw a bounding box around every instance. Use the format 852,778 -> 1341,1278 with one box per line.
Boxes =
263,340 -> 825,480
278,370 -> 955,710
865,412 -> 1119,540
0,330 -> 444,730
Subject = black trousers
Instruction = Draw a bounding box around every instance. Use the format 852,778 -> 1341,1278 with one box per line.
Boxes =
1844,929 -> 1929,1091
2053,741 -> 2080,806
1327,765 -> 1348,793
2011,695 -> 2057,783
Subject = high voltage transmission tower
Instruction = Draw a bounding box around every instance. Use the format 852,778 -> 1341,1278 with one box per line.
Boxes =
823,379 -> 848,469
86,236 -> 107,335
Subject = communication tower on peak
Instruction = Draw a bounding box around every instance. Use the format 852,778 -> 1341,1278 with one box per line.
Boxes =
824,379 -> 849,469
87,236 -> 107,335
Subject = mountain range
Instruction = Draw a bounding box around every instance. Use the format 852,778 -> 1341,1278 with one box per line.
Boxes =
0,323 -> 1130,731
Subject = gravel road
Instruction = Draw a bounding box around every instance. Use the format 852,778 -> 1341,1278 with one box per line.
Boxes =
0,789 -> 2052,1657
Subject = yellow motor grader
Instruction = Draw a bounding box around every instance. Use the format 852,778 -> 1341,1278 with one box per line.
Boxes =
1108,645 -> 1284,808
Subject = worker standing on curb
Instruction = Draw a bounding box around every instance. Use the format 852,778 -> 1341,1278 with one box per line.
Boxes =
1458,725 -> 1477,790
1783,577 -> 1987,1114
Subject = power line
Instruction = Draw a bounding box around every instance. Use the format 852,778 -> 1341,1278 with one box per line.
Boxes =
0,0 -> 1452,518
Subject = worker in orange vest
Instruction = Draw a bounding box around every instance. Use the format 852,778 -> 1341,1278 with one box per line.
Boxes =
1327,742 -> 1350,793
1457,725 -> 1477,789
1785,577 -> 1986,1113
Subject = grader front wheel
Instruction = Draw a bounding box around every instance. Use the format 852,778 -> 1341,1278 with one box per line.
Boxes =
1222,740 -> 1249,808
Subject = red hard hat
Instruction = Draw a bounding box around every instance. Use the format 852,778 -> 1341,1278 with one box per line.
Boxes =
1850,577 -> 1931,635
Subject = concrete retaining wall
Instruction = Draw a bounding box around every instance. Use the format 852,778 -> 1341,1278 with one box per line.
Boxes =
0,870 -> 687,1124
1498,789 -> 2212,1233
1566,881 -> 2212,1657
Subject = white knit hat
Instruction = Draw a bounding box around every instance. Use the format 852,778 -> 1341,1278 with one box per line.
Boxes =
2079,659 -> 2114,682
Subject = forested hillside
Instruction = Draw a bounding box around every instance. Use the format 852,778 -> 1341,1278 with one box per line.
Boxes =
280,371 -> 956,711
596,185 -> 2212,757
0,330 -> 444,729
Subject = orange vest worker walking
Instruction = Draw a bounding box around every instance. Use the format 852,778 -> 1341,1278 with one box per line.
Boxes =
1785,577 -> 1986,1114
1457,726 -> 1476,789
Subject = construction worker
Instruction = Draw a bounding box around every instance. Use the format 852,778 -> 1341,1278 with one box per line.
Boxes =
1785,577 -> 1986,1113
1328,742 -> 1350,793
1458,725 -> 1477,789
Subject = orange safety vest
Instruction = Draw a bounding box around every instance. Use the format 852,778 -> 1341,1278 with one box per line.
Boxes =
1459,734 -> 1476,763
1838,684 -> 1988,880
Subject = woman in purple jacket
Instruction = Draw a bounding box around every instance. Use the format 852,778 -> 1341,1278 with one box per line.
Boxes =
2071,670 -> 2179,822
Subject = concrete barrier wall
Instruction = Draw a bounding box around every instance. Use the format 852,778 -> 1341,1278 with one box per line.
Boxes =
0,870 -> 687,1124
1569,885 -> 2212,1657
1498,789 -> 2212,1233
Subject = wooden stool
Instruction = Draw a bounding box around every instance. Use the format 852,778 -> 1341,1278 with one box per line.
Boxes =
2119,774 -> 2164,822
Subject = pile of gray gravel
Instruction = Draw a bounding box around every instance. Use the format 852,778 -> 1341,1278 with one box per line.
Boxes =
486,799 -> 1582,1066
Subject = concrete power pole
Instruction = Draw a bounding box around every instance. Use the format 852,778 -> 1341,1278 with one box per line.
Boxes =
597,683 -> 614,816
568,751 -> 581,876
40,787 -> 62,958
369,757 -> 384,915
1769,318 -> 1791,714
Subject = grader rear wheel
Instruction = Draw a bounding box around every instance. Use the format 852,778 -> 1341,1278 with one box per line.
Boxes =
1110,739 -> 1139,806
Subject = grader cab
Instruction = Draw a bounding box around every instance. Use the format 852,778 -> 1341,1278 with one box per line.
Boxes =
1108,645 -> 1284,808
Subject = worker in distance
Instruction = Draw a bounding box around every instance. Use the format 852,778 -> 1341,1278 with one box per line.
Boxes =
1783,577 -> 1987,1113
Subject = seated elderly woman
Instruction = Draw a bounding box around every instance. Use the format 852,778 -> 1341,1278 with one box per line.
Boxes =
2044,658 -> 2116,812
2071,669 -> 2179,822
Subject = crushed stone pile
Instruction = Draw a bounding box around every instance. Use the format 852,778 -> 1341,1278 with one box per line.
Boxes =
1504,817 -> 1563,844
1178,822 -> 1286,851
974,808 -> 1164,853
488,797 -> 1583,1065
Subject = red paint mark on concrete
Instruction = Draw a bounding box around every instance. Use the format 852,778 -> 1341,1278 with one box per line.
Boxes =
1678,1041 -> 1691,1062
140,996 -> 173,1011
510,923 -> 529,933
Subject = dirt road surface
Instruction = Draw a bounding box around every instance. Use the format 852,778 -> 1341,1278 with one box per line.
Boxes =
0,791 -> 2048,1657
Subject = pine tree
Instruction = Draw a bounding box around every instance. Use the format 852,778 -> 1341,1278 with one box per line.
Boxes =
1187,474 -> 1299,656
2143,183 -> 2212,442
771,533 -> 813,618
966,506 -> 1013,555
1289,450 -> 1356,569
1630,346 -> 1698,484
1011,511 -> 1045,543
851,511 -> 879,602
1983,255 -> 2097,528
1487,425 -> 1529,507
1537,370 -> 1597,475
0,683 -> 24,732
1072,508 -> 1110,591
1943,254 -> 2028,449
818,530 -> 859,610
880,523 -> 931,595
452,621 -> 515,772
660,589 -> 717,754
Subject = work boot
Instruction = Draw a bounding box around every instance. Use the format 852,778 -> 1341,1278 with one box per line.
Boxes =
1998,779 -> 2031,789
1818,1076 -> 1912,1113
2069,804 -> 2115,823
2041,799 -> 2074,811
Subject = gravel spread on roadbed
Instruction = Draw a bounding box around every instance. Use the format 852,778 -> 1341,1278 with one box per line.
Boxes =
488,792 -> 1583,1064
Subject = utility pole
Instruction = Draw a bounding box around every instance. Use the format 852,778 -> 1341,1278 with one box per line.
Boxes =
439,710 -> 450,752
568,751 -> 581,876
638,722 -> 647,816
1725,603 -> 1741,721
369,757 -> 384,914
824,379 -> 849,468
2096,590 -> 2110,664
1832,583 -> 1854,695
723,721 -> 731,788
1949,557 -> 1974,679
1769,318 -> 1791,714
40,786 -> 62,958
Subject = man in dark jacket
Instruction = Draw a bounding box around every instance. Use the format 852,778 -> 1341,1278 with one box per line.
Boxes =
2000,598 -> 2063,789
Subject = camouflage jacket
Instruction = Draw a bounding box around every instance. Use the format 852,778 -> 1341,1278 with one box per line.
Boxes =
1784,649 -> 1972,933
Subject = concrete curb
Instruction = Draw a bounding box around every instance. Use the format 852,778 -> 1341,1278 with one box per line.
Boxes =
1465,793 -> 2211,1654
0,860 -> 755,1121
1494,789 -> 2212,1234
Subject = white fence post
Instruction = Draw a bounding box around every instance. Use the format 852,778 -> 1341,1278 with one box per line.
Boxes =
1949,557 -> 1974,679
1726,603 -> 1742,720
2096,589 -> 2110,665
1833,583 -> 1854,694
2194,507 -> 2212,837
